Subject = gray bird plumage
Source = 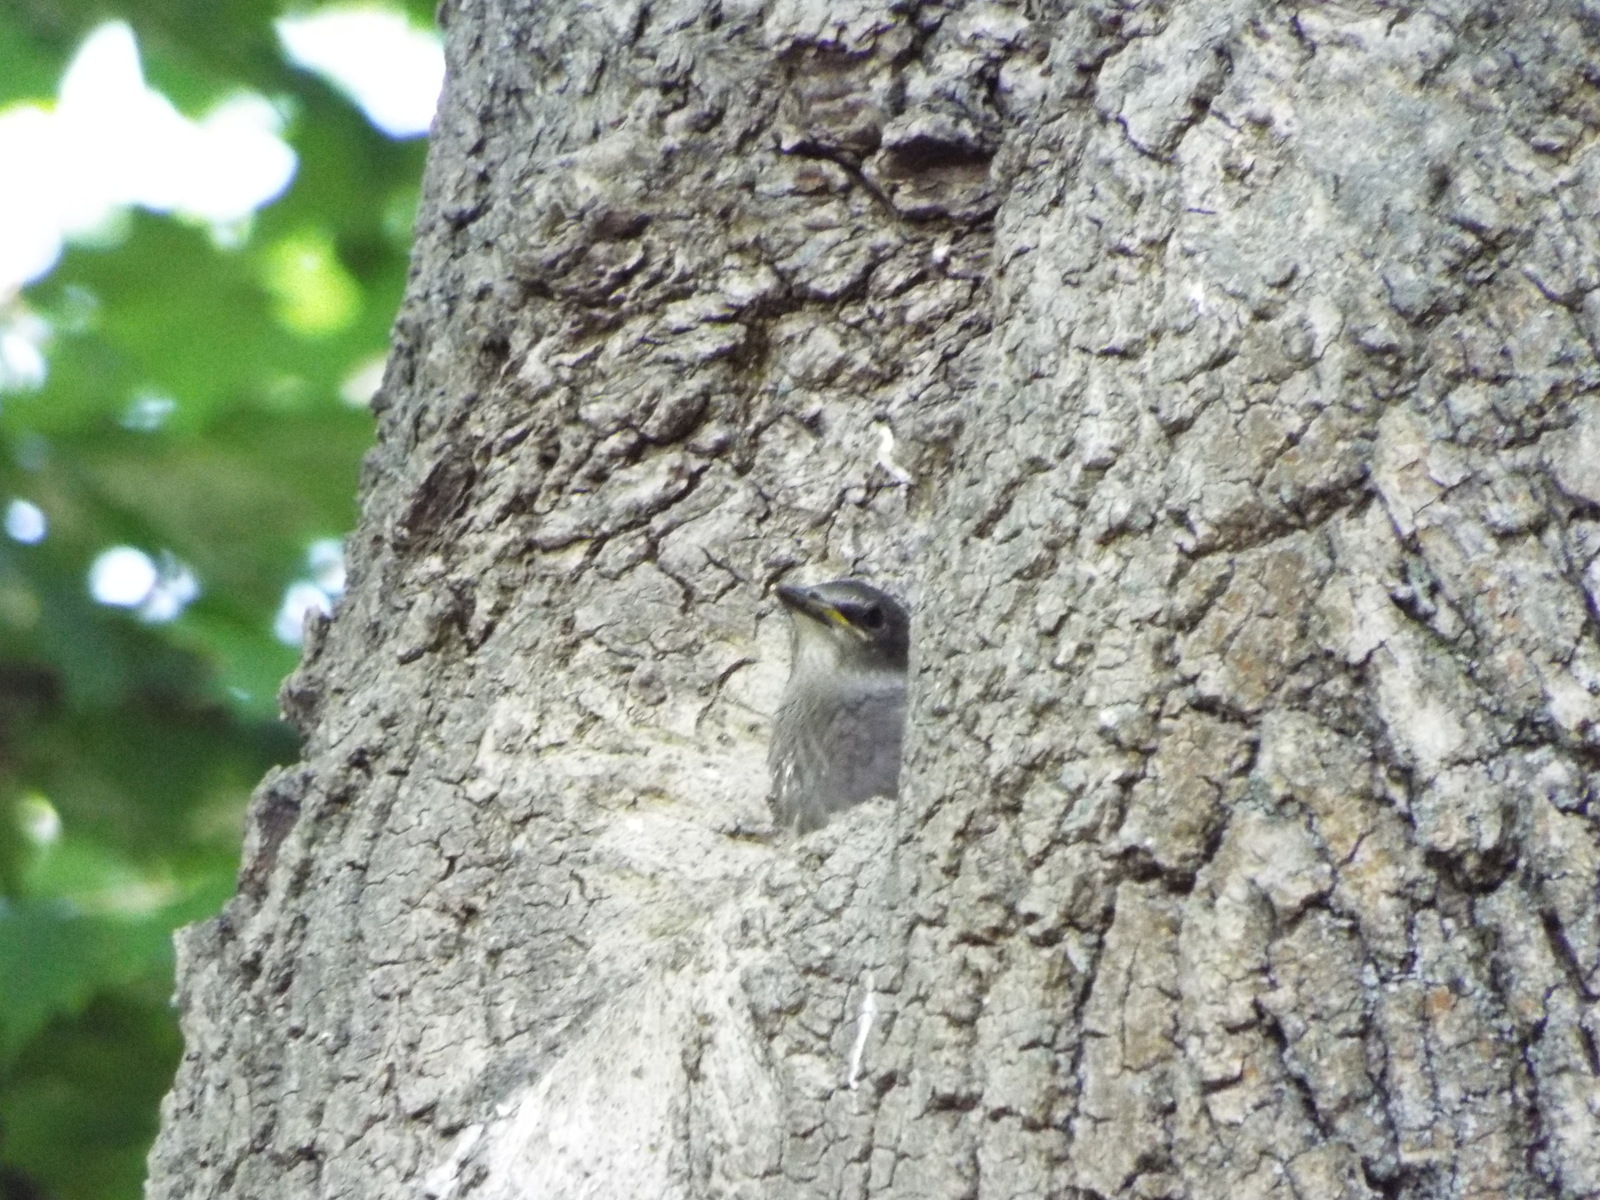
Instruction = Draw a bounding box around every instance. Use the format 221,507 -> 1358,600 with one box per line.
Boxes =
769,579 -> 910,833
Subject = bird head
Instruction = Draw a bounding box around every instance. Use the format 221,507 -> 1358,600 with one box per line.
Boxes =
776,579 -> 910,675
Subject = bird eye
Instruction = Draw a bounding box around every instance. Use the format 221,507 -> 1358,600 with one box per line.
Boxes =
861,605 -> 885,630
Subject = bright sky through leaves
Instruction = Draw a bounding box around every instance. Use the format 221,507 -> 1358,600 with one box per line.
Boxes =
88,546 -> 159,607
0,6 -> 444,296
88,546 -> 200,622
276,7 -> 444,139
4,499 -> 46,543
0,22 -> 296,294
0,310 -> 49,391
274,537 -> 347,645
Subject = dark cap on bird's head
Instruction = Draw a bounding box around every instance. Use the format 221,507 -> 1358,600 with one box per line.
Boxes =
776,578 -> 910,672
770,577 -> 910,832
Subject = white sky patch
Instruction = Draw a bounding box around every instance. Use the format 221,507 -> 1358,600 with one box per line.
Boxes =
0,22 -> 297,295
5,499 -> 47,544
122,390 -> 177,431
139,557 -> 200,622
275,580 -> 333,645
89,544 -> 200,622
0,308 -> 49,392
277,7 -> 443,139
0,108 -> 64,289
16,792 -> 61,846
308,537 -> 347,594
339,353 -> 387,406
91,546 -> 159,607
275,537 -> 347,645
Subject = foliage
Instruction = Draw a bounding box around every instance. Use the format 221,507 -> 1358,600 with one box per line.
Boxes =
0,3 -> 430,1196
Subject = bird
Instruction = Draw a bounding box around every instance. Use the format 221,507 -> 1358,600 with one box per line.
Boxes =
768,578 -> 910,833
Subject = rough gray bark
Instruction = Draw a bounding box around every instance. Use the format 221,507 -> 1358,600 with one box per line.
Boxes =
148,1 -> 1600,1198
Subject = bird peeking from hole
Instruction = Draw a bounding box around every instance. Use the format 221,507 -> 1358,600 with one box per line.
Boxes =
769,579 -> 910,833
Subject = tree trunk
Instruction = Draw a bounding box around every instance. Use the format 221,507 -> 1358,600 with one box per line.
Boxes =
148,1 -> 1600,1197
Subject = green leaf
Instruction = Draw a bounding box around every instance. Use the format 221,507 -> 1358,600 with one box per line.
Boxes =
0,898 -> 172,1065
1,985 -> 185,1200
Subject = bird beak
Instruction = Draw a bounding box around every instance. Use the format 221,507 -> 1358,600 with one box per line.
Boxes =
777,584 -> 854,632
